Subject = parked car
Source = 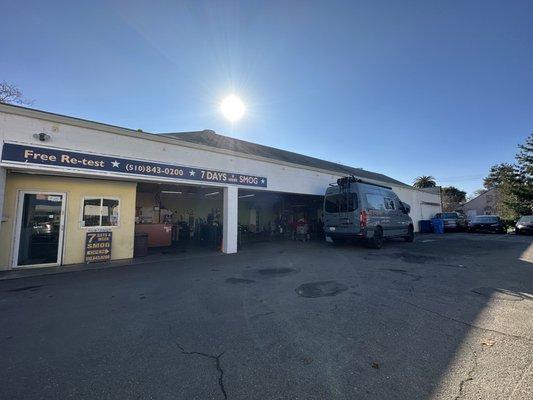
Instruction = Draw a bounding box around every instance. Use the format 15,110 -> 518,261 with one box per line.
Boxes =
434,212 -> 468,231
515,215 -> 533,235
468,215 -> 505,234
323,176 -> 414,249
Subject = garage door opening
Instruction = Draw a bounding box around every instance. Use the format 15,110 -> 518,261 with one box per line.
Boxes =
134,182 -> 223,257
238,189 -> 324,247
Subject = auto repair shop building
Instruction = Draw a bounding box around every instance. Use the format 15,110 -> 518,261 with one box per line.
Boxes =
0,104 -> 441,270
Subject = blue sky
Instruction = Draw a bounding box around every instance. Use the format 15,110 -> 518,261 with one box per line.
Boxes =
1,0 -> 532,194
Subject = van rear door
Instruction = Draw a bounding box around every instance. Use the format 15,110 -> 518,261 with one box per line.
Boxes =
324,191 -> 359,235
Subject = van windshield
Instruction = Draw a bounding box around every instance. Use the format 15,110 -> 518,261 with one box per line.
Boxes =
324,193 -> 358,213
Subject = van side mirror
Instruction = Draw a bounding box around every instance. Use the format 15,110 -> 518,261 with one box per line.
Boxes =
401,202 -> 411,214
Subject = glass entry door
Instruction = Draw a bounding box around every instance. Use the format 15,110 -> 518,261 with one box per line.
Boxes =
14,192 -> 66,267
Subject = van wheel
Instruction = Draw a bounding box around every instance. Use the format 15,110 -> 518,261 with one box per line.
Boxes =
404,225 -> 414,242
367,227 -> 383,249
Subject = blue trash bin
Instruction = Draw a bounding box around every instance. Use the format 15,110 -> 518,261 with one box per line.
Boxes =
419,220 -> 432,233
432,219 -> 444,234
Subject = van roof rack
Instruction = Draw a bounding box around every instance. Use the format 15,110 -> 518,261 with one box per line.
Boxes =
335,175 -> 392,190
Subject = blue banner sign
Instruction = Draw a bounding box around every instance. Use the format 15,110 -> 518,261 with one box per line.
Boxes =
1,143 -> 268,187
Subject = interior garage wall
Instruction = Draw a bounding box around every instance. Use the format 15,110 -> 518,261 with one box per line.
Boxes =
238,197 -> 280,230
157,193 -> 222,222
0,173 -> 136,270
135,191 -> 223,223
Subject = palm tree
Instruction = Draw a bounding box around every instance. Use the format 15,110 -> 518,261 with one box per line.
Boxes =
413,175 -> 437,188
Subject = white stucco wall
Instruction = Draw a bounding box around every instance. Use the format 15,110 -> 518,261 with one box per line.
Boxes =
0,109 -> 341,195
0,105 -> 441,234
394,186 -> 442,230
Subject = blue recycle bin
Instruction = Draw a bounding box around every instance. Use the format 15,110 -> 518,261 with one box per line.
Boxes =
419,220 -> 432,233
432,219 -> 445,234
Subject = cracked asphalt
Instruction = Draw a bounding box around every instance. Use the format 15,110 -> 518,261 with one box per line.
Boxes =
1,233 -> 532,399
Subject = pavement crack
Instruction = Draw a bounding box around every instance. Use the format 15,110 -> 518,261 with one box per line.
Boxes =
169,325 -> 228,399
454,348 -> 478,400
250,311 -> 275,320
401,300 -> 532,342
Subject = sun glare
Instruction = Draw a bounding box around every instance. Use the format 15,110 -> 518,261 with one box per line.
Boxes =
220,95 -> 245,122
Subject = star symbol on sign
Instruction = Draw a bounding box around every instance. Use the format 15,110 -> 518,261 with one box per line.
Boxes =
111,160 -> 120,168
189,170 -> 195,176
261,179 -> 265,184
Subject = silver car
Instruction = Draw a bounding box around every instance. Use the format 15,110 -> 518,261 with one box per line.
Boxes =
323,177 -> 414,249
434,212 -> 468,231
516,215 -> 533,235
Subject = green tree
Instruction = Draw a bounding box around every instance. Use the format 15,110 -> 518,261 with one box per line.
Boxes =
515,133 -> 533,214
413,175 -> 437,188
441,186 -> 466,211
484,163 -> 517,190
483,164 -> 521,218
482,134 -> 533,219
516,134 -> 533,176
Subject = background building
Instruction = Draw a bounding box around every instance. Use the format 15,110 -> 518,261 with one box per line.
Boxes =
461,188 -> 500,218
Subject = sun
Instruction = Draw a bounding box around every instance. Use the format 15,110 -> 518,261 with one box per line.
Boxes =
220,95 -> 245,122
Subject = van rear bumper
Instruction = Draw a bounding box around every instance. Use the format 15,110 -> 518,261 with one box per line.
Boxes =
326,232 -> 366,240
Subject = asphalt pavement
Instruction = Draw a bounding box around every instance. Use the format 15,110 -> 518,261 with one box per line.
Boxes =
1,233 -> 532,399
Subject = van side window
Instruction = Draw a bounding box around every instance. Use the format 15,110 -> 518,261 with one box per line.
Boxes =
383,197 -> 395,210
365,193 -> 385,210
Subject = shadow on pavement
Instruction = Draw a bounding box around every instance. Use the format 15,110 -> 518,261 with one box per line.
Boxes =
0,234 -> 532,399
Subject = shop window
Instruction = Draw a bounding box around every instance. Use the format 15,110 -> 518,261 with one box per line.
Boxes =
82,197 -> 120,227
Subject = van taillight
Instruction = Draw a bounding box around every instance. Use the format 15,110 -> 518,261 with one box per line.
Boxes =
359,210 -> 367,228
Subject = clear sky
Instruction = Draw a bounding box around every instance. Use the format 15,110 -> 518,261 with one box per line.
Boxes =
2,0 -> 532,194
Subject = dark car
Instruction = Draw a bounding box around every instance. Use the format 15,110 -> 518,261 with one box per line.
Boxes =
468,215 -> 505,234
515,215 -> 533,235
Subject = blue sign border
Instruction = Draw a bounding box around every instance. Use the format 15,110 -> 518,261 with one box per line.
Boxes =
1,143 -> 268,188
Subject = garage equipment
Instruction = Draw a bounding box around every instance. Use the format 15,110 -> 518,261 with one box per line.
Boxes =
295,219 -> 309,241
